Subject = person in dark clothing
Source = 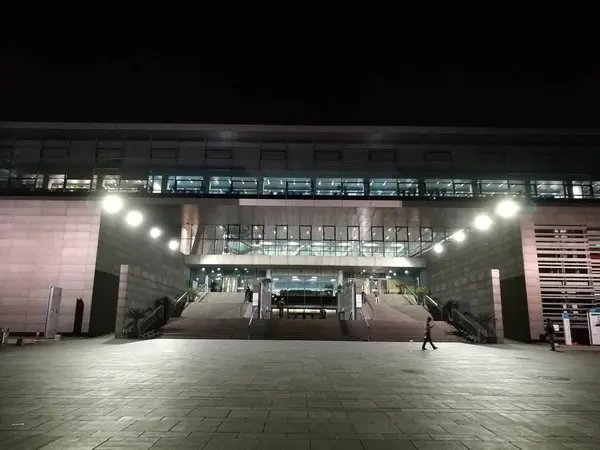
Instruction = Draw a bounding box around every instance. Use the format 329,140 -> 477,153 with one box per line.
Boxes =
277,298 -> 285,319
422,317 -> 437,350
546,318 -> 556,351
245,287 -> 252,303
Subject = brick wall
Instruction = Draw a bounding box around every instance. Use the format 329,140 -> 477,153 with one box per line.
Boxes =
0,199 -> 101,334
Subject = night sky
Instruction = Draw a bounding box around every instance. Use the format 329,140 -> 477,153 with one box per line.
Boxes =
1,48 -> 599,128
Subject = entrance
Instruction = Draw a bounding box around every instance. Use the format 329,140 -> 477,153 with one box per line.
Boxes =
271,269 -> 338,308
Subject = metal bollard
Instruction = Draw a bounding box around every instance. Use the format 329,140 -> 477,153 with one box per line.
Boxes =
0,327 -> 9,345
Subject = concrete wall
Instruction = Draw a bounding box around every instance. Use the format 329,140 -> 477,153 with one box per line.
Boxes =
424,221 -> 526,339
115,263 -> 188,337
95,212 -> 189,337
0,199 -> 101,334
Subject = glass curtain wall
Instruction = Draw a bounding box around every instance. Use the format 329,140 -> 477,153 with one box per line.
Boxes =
195,224 -> 449,257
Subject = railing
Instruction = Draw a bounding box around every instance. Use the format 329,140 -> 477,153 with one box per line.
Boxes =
405,286 -> 489,343
138,305 -> 164,336
247,306 -> 258,339
359,299 -> 372,342
450,309 -> 490,344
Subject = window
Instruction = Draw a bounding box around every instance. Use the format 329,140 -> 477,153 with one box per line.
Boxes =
425,178 -> 452,197
342,178 -> 364,196
287,178 -> 311,196
348,226 -> 359,241
102,175 -> 120,191
47,174 -> 66,191
398,179 -> 418,196
323,226 -> 335,241
508,180 -> 527,196
209,177 -> 231,194
167,176 -> 203,193
276,225 -> 287,240
316,178 -> 342,196
8,174 -> 43,191
479,180 -> 510,196
300,226 -> 311,240
120,179 -> 147,193
531,181 -> 566,198
453,179 -> 473,197
231,177 -> 258,195
65,178 -> 91,191
370,179 -> 396,196
371,226 -> 383,241
252,225 -> 264,240
148,175 -> 162,194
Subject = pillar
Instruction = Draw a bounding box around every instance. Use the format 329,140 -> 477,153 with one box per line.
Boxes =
337,270 -> 343,288
490,269 -> 504,344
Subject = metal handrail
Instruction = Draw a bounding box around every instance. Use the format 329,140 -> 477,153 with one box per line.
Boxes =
138,305 -> 164,336
450,309 -> 489,343
247,306 -> 258,339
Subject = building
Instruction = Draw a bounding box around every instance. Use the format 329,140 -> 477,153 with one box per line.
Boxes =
1,122 -> 600,342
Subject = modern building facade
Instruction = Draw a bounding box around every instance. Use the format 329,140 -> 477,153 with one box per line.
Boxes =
1,122 -> 600,342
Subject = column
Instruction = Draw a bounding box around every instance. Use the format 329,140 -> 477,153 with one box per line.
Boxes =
337,270 -> 343,288
490,269 -> 504,344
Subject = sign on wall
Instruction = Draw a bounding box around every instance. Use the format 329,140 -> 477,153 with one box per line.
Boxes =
588,308 -> 600,345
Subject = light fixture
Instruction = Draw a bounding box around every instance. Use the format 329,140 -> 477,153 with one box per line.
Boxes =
168,240 -> 179,251
433,243 -> 444,253
102,195 -> 123,214
125,210 -> 143,227
404,270 -> 409,274
496,199 -> 520,218
452,230 -> 466,243
149,227 -> 162,239
201,268 -> 205,271
474,214 -> 493,231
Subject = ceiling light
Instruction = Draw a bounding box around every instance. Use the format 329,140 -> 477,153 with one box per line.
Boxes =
125,210 -> 143,227
404,270 -> 409,274
474,214 -> 493,231
496,199 -> 520,218
102,195 -> 123,214
168,240 -> 179,251
149,227 -> 162,239
433,243 -> 444,253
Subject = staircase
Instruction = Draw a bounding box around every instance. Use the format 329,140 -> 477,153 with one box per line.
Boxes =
252,318 -> 359,341
362,294 -> 467,343
161,292 -> 250,339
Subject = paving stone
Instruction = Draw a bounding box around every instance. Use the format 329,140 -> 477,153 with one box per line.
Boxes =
0,339 -> 598,449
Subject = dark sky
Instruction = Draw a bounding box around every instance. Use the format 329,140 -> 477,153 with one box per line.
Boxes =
2,47 -> 600,128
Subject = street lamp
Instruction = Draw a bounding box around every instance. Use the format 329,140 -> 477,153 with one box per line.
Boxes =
102,195 -> 123,214
125,210 -> 143,227
496,199 -> 519,218
474,214 -> 492,231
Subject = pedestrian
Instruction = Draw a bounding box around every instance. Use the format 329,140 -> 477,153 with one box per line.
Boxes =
546,318 -> 556,351
374,289 -> 380,305
245,287 -> 252,303
422,317 -> 437,350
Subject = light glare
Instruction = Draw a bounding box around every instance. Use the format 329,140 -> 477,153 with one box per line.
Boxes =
168,240 -> 179,251
149,227 -> 162,239
433,243 -> 444,253
474,214 -> 492,231
496,199 -> 519,218
125,210 -> 143,227
102,195 -> 123,214
452,230 -> 466,243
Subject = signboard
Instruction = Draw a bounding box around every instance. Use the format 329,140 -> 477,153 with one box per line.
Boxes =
355,294 -> 363,308
44,286 -> 62,339
588,308 -> 600,346
252,292 -> 259,307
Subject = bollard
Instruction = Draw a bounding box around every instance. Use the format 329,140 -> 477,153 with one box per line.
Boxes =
0,327 -> 9,345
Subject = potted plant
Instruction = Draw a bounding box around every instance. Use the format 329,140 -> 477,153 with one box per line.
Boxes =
186,287 -> 197,302
413,286 -> 427,305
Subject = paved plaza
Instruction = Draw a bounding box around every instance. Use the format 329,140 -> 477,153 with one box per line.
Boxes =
0,338 -> 599,450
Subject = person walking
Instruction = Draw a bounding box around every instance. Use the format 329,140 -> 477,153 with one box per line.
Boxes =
374,289 -> 380,305
546,318 -> 556,351
422,317 -> 437,350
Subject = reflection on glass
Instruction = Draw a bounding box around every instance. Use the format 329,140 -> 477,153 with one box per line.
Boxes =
531,181 -> 566,198
370,179 -> 396,196
232,177 -> 258,195
102,175 -> 120,191
316,178 -> 342,196
148,175 -> 162,193
120,179 -> 146,192
209,177 -> 231,194
48,174 -> 66,191
480,180 -> 509,196
425,178 -> 452,197
65,179 -> 91,191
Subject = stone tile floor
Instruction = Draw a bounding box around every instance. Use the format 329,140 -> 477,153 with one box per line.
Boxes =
0,338 -> 599,449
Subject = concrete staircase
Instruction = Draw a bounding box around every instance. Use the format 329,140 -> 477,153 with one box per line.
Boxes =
363,294 -> 465,343
252,318 -> 357,341
161,292 -> 249,338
